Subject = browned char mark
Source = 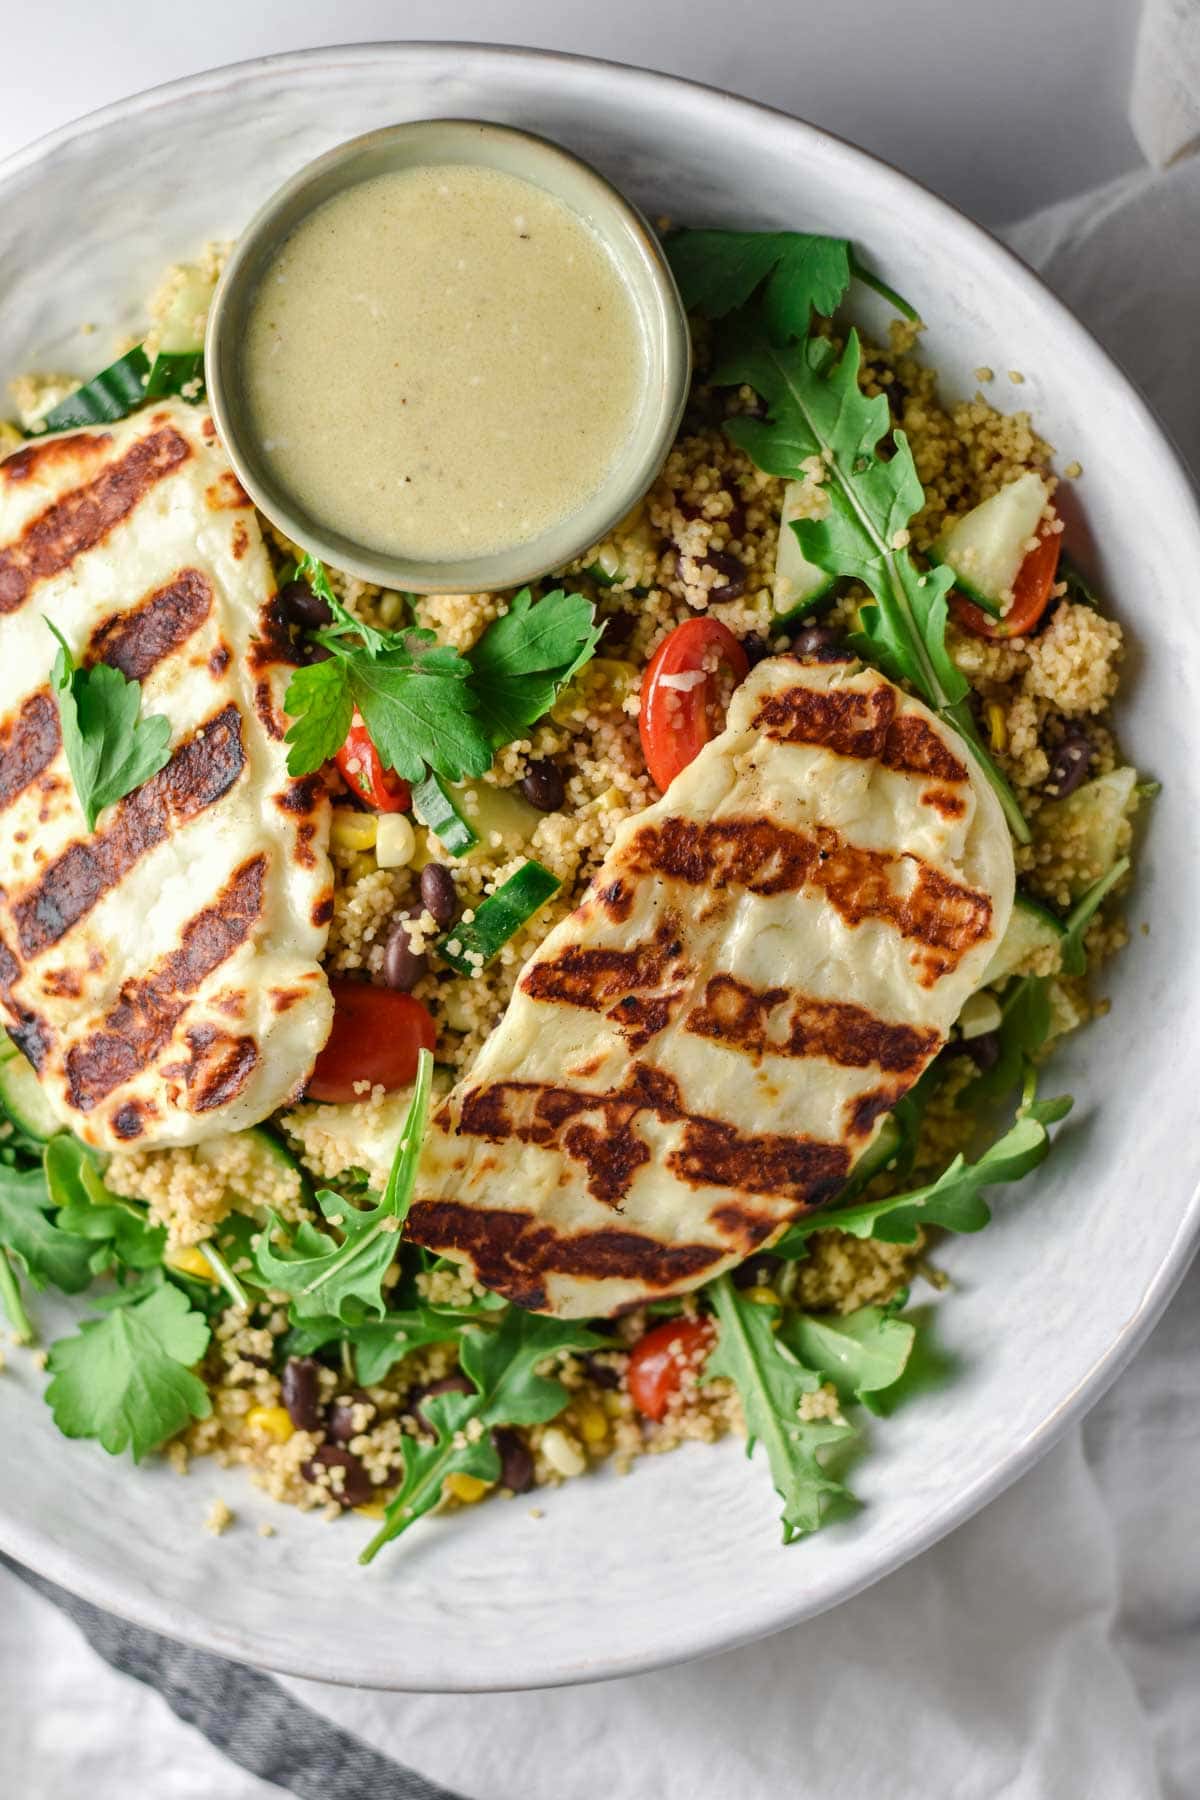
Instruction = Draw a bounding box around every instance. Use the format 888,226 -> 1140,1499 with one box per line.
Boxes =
0,426 -> 192,615
87,569 -> 213,680
753,680 -> 968,784
521,918 -> 690,1050
65,853 -> 266,1112
623,816 -> 991,984
0,691 -> 60,815
686,973 -> 939,1075
404,1199 -> 724,1312
10,702 -> 246,962
1,431 -> 112,486
178,1024 -> 259,1113
452,1061 -> 851,1215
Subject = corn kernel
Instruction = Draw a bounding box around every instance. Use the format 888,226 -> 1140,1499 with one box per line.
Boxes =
743,1285 -> 782,1308
445,1471 -> 491,1504
375,812 -> 416,869
167,1245 -> 219,1284
331,808 -> 378,853
245,1405 -> 294,1444
602,1390 -> 626,1419
575,1402 -> 609,1446
353,1501 -> 388,1519
986,702 -> 1007,753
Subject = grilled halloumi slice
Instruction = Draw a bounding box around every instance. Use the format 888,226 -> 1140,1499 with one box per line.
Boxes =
0,401 -> 333,1150
408,655 -> 1014,1317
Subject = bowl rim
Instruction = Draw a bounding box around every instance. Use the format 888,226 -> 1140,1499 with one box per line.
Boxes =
204,115 -> 691,594
2,39 -> 1199,1693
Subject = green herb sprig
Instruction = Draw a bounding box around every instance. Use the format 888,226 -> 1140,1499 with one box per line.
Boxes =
47,623 -> 173,830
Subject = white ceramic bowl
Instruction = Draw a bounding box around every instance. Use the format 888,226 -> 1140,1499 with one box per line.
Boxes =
0,44 -> 1197,1694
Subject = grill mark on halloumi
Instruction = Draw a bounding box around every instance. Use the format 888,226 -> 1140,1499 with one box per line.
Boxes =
175,1023 -> 260,1115
0,426 -> 192,615
403,1199 -> 726,1312
0,572 -> 212,819
0,691 -> 60,813
65,854 -> 266,1111
11,702 -> 245,961
520,919 -> 690,1050
1,431 -> 112,487
624,816 -> 992,985
453,1061 -> 851,1212
86,568 -> 213,679
753,680 -> 968,784
684,974 -> 939,1074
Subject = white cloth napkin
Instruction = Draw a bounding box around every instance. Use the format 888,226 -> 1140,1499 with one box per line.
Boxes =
1131,0 -> 1200,167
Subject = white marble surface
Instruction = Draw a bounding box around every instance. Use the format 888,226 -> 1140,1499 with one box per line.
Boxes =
0,0 -> 1141,222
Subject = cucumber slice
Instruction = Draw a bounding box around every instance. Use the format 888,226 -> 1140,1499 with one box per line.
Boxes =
774,480 -> 836,621
1037,766 -> 1138,900
0,1046 -> 61,1140
981,893 -> 1066,986
930,471 -> 1050,613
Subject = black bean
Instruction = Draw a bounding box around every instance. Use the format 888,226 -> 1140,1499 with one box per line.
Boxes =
281,1356 -> 321,1432
583,1352 -> 626,1391
520,759 -> 566,813
419,863 -> 457,927
384,915 -> 427,991
740,632 -> 771,667
278,579 -> 333,631
600,609 -> 635,648
327,1389 -> 373,1445
301,1444 -> 374,1510
703,550 -> 746,602
1044,728 -> 1092,799
493,1427 -> 535,1495
965,1030 -> 1001,1073
790,621 -> 846,662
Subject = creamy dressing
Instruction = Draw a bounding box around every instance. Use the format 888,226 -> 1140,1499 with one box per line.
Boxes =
241,163 -> 645,562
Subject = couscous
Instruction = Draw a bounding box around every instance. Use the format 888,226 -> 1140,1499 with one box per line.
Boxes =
0,211 -> 1145,1559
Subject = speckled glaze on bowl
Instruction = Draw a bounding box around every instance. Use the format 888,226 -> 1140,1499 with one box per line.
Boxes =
0,44 -> 1197,1694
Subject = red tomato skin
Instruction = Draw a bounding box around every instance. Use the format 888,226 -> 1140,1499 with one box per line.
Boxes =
627,1316 -> 716,1422
952,521 -> 1062,641
334,719 -> 411,812
307,981 -> 436,1103
639,618 -> 750,792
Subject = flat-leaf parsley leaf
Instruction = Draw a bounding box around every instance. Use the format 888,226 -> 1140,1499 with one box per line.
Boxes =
47,622 -> 172,830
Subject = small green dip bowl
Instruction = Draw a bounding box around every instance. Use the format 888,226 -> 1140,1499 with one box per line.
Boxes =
205,118 -> 690,595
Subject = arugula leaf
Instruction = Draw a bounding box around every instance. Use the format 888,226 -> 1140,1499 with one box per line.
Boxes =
705,1276 -> 855,1541
780,1300 -> 915,1416
466,588 -> 602,746
47,622 -> 173,831
283,1302 -> 467,1385
1059,855 -> 1130,978
714,318 -> 1029,842
360,1308 -> 603,1562
254,1051 -> 432,1320
44,1282 -> 211,1461
777,1080 -> 1070,1253
44,1133 -> 165,1276
0,1160 -> 94,1301
959,975 -> 1053,1109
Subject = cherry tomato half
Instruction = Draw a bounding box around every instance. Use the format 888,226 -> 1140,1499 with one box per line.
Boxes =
307,980 -> 436,1103
638,618 -> 750,792
335,715 -> 411,812
952,519 -> 1062,641
627,1316 -> 716,1422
